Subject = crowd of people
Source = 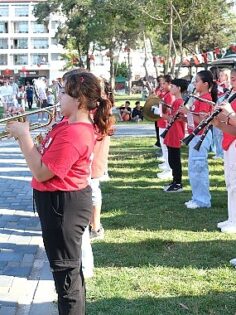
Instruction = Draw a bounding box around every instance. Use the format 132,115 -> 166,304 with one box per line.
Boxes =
0,76 -> 62,118
112,100 -> 144,122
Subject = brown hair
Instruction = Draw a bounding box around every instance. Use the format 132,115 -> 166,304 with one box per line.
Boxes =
62,69 -> 114,136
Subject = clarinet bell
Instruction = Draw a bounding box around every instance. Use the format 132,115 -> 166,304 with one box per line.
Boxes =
160,129 -> 168,139
193,140 -> 202,151
182,133 -> 195,145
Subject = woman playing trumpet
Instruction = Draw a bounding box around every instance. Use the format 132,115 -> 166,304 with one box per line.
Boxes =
179,70 -> 218,209
6,71 -> 113,315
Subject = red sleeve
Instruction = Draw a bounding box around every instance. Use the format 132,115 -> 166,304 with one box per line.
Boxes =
42,139 -> 80,179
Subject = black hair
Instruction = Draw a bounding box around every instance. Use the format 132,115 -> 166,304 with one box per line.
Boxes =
135,101 -> 140,105
171,78 -> 189,93
163,74 -> 172,83
197,70 -> 218,103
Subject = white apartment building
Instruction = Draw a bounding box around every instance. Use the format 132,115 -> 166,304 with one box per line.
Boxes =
0,0 -> 66,84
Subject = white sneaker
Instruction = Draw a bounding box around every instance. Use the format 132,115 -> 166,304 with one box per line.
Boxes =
157,170 -> 172,179
221,224 -> 236,233
229,258 -> 236,267
186,200 -> 201,209
184,200 -> 193,206
217,220 -> 230,229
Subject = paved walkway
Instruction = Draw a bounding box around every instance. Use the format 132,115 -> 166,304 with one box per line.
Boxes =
0,123 -> 155,314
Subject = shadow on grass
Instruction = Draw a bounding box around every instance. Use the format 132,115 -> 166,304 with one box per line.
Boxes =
87,292 -> 236,315
101,182 -> 227,232
92,239 -> 235,269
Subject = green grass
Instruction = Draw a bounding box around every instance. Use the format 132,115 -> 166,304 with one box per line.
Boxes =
115,94 -> 145,108
87,136 -> 236,315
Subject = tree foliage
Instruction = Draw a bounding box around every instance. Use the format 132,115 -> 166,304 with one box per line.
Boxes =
34,0 -> 236,78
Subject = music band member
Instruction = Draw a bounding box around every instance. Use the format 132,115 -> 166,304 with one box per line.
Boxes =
163,79 -> 189,192
6,71 -> 113,315
179,70 -> 218,209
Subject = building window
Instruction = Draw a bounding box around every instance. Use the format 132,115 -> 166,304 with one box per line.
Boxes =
14,22 -> 28,33
0,39 -> 8,49
13,54 -> 28,65
0,5 -> 9,17
51,38 -> 58,46
14,5 -> 29,17
0,22 -> 8,33
51,53 -> 62,61
12,38 -> 28,49
0,54 -> 7,65
31,22 -> 48,33
31,54 -> 48,65
31,38 -> 49,49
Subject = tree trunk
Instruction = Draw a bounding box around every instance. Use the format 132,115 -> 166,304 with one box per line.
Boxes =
149,36 -> 159,79
143,32 -> 149,81
166,0 -> 173,74
109,48 -> 115,90
176,27 -> 183,78
127,49 -> 132,95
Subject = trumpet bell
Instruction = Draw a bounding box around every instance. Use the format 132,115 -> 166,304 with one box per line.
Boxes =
143,94 -> 161,122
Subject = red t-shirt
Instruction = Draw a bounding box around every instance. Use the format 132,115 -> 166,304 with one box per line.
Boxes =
222,97 -> 236,151
187,92 -> 213,135
157,92 -> 175,128
164,98 -> 185,148
32,121 -> 96,191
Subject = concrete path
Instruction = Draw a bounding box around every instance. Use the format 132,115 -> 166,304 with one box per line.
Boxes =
0,123 -> 155,314
0,136 -> 57,315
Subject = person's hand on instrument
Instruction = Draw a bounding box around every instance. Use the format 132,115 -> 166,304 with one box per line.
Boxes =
6,121 -> 30,140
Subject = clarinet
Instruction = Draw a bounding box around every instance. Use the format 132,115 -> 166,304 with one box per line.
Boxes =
193,89 -> 232,151
160,90 -> 195,139
182,90 -> 235,146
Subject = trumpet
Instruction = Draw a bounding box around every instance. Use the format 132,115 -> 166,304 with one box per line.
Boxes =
0,103 -> 60,139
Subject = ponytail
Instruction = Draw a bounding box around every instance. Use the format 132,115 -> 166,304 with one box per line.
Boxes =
93,98 -> 115,137
211,81 -> 218,104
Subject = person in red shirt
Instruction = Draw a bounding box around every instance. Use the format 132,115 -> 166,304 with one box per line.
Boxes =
163,78 -> 189,192
7,71 -> 113,315
180,70 -> 218,209
157,74 -> 175,179
212,68 -> 236,233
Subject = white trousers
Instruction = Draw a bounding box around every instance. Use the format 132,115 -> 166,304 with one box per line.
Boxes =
159,127 -> 170,170
224,140 -> 236,224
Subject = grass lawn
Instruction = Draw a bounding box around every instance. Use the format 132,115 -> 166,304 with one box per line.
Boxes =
87,136 -> 236,315
115,93 -> 145,108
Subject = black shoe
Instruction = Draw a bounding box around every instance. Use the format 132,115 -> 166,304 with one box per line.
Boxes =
165,183 -> 183,193
163,181 -> 175,191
